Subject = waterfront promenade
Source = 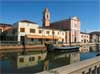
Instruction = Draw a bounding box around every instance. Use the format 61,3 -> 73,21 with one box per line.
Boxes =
37,56 -> 100,74
0,45 -> 46,53
0,42 -> 98,53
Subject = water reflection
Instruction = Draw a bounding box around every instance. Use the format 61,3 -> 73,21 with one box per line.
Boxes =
17,52 -> 47,69
44,52 -> 80,70
80,45 -> 90,52
1,50 -> 80,74
0,45 -> 99,74
80,45 -> 100,52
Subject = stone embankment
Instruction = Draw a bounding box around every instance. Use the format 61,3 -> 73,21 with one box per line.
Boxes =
37,56 -> 100,74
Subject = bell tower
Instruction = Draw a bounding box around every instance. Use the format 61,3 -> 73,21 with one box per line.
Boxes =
42,8 -> 50,27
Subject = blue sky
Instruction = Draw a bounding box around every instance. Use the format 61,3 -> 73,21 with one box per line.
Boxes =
0,0 -> 100,32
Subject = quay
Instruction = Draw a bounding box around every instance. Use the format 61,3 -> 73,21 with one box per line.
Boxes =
0,42 -> 99,53
37,56 -> 100,74
0,45 -> 46,53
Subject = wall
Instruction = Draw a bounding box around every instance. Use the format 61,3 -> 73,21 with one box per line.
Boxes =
16,21 -> 66,43
70,16 -> 81,43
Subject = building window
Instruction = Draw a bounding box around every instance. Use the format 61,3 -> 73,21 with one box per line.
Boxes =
20,28 -> 25,32
31,57 -> 35,61
30,29 -> 35,33
39,30 -> 42,33
38,56 -> 41,60
81,35 -> 83,37
29,57 -> 35,61
46,31 -> 49,34
82,71 -> 85,74
31,38 -> 34,41
29,57 -> 31,61
19,58 -> 24,62
58,32 -> 59,35
81,40 -> 83,42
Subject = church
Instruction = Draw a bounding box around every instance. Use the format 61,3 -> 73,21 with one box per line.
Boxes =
42,8 -> 81,43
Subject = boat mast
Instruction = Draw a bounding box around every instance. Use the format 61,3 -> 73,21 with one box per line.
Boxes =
42,27 -> 43,44
22,35 -> 26,55
52,27 -> 55,44
69,30 -> 71,46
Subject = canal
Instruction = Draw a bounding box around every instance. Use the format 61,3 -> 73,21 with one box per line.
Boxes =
0,46 -> 99,74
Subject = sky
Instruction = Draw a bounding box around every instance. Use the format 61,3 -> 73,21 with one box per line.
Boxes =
0,0 -> 100,32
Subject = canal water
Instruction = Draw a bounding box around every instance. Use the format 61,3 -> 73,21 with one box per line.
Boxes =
0,46 -> 99,74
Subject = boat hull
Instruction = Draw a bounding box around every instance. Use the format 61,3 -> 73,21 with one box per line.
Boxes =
45,44 -> 80,52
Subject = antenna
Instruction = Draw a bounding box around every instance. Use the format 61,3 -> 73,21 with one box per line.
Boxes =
84,28 -> 87,33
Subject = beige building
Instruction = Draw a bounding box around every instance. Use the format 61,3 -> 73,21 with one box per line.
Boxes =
90,31 -> 100,43
80,32 -> 90,43
11,20 -> 66,44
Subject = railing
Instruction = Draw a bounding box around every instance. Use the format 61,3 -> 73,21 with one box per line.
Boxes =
37,56 -> 100,74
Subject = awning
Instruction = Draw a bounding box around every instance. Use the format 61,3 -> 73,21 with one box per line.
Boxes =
26,35 -> 62,40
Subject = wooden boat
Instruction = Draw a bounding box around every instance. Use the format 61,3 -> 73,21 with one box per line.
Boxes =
45,44 -> 80,52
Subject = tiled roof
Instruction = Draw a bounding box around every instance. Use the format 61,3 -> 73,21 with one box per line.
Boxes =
90,31 -> 100,35
80,32 -> 89,34
50,18 -> 69,24
0,23 -> 12,26
19,20 -> 37,24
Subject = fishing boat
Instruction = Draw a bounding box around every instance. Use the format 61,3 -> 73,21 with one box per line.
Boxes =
45,43 -> 80,52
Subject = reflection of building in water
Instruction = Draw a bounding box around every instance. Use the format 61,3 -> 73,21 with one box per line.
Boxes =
90,31 -> 100,51
44,52 -> 80,70
69,52 -> 80,63
80,45 -> 90,52
90,46 -> 97,52
14,52 -> 47,69
53,52 -> 80,63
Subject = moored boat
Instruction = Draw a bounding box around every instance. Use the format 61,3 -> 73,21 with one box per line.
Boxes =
45,43 -> 80,52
